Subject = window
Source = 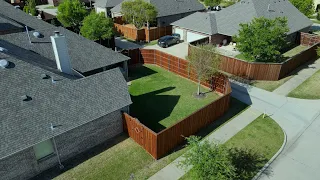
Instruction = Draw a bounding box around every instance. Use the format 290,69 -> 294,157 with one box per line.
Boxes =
33,139 -> 55,160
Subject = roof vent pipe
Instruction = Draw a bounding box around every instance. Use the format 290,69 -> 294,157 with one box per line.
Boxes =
50,32 -> 73,75
0,59 -> 9,68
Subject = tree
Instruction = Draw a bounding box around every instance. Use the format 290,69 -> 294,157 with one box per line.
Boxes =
121,0 -> 158,29
187,44 -> 221,96
80,12 -> 114,43
57,0 -> 88,33
179,136 -> 236,180
204,0 -> 222,7
23,0 -> 37,16
289,0 -> 314,17
234,17 -> 289,62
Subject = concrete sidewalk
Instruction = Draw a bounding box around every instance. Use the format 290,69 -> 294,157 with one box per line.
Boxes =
273,58 -> 320,96
149,107 -> 261,180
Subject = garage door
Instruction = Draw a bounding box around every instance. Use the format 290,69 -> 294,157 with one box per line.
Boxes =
174,28 -> 184,40
187,32 -> 208,43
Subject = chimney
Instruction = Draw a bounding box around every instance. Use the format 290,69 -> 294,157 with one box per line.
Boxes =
50,31 -> 73,75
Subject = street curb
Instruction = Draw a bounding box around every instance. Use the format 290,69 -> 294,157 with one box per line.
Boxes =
252,122 -> 287,180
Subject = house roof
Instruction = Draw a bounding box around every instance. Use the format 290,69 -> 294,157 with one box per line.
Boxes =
0,53 -> 132,160
111,0 -> 205,18
94,0 -> 124,8
0,0 -> 130,73
0,15 -> 23,33
171,0 -> 313,36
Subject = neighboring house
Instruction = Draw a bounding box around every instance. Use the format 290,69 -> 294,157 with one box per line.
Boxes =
110,0 -> 205,27
0,1 -> 132,179
171,0 -> 313,43
94,0 -> 124,17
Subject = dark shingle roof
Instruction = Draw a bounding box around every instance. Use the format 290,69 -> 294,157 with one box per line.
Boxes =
94,0 -> 124,8
0,53 -> 132,159
0,27 -> 130,73
0,15 -> 23,33
0,0 -> 130,73
111,0 -> 205,18
171,0 -> 313,36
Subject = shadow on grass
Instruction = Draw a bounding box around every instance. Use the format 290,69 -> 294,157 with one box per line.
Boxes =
129,65 -> 158,81
31,134 -> 129,180
130,87 -> 180,132
229,148 -> 268,180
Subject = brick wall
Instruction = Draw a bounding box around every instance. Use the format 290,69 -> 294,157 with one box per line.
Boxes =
300,32 -> 320,46
0,110 -> 124,180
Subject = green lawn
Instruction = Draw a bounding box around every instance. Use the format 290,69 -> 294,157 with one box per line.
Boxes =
54,98 -> 248,180
144,40 -> 158,46
129,64 -> 220,132
250,75 -> 293,92
288,69 -> 320,99
44,6 -> 57,9
283,45 -> 308,58
235,53 -> 254,62
180,115 -> 284,180
54,137 -> 188,180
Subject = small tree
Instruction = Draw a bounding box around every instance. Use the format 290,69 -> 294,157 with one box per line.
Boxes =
289,0 -> 314,17
80,12 -> 114,43
23,0 -> 37,16
121,0 -> 157,29
204,0 -> 222,7
179,136 -> 236,180
57,0 -> 88,33
234,17 -> 289,62
187,44 -> 221,96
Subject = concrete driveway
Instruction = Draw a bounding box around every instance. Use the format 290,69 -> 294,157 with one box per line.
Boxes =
144,42 -> 188,59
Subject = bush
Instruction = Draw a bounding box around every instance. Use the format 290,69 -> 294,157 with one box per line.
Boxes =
204,0 -> 222,7
317,12 -> 320,20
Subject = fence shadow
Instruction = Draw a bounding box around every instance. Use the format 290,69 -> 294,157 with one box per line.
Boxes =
130,87 -> 180,132
31,134 -> 129,180
129,65 -> 157,81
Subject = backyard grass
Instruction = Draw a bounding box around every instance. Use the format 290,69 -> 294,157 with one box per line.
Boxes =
283,45 -> 308,58
129,64 -> 220,132
180,115 -> 284,180
287,69 -> 320,99
235,45 -> 307,62
250,75 -> 293,92
235,53 -> 254,61
44,6 -> 57,9
52,98 -> 248,180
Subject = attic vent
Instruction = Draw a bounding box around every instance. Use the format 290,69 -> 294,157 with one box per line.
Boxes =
41,73 -> 50,79
21,95 -> 32,101
0,59 -> 9,69
33,31 -> 42,38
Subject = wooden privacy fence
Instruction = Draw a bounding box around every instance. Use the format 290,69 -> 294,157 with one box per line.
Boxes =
188,35 -> 320,81
123,76 -> 231,159
114,23 -> 145,41
122,49 -> 231,159
114,23 -> 172,42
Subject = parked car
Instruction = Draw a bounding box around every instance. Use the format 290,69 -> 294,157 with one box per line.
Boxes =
158,35 -> 180,48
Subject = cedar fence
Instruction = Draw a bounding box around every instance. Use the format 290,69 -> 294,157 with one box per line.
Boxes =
122,49 -> 231,159
188,32 -> 320,81
114,23 -> 172,42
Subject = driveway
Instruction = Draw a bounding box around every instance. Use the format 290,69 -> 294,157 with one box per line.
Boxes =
144,42 -> 189,59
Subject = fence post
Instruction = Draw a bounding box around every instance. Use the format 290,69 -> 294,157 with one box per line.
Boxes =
168,55 -> 170,71
178,58 -> 180,73
154,50 -> 156,64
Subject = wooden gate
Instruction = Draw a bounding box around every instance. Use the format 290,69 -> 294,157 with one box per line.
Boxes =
123,113 -> 158,157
